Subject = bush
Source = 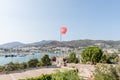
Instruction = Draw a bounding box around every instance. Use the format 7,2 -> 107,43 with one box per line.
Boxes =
106,53 -> 119,64
69,52 -> 79,63
20,62 -> 28,69
81,46 -> 103,64
36,74 -> 52,80
0,66 -> 4,72
94,63 -> 120,80
19,74 -> 52,80
19,69 -> 82,80
4,62 -> 18,71
100,52 -> 119,64
100,53 -> 107,63
1,62 -> 24,73
28,58 -> 39,68
40,54 -> 51,66
36,62 -> 42,67
52,69 -> 81,80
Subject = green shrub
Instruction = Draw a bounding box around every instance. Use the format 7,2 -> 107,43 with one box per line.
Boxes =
3,62 -> 25,73
37,74 -> 52,80
52,69 -> 81,80
20,62 -> 28,69
100,52 -> 119,64
81,46 -> 103,64
28,58 -> 39,68
100,53 -> 107,63
19,74 -> 52,80
106,53 -> 119,64
36,62 -> 41,67
0,66 -> 4,72
69,52 -> 79,63
40,55 -> 51,66
4,62 -> 17,71
94,63 -> 120,80
19,69 -> 82,80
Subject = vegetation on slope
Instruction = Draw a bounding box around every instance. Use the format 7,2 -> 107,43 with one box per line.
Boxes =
19,69 -> 82,80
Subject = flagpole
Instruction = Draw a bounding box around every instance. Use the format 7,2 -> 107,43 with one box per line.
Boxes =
60,26 -> 67,57
60,28 -> 62,56
60,31 -> 62,42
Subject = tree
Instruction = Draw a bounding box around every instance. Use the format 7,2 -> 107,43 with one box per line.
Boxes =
69,52 -> 78,63
40,54 -> 51,66
28,58 -> 39,68
81,46 -> 103,64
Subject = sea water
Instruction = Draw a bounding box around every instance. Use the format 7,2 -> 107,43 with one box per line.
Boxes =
0,53 -> 67,66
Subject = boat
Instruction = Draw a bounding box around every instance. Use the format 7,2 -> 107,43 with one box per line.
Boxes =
5,53 -> 17,58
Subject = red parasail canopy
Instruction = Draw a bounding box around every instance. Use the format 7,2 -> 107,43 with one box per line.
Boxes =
61,26 -> 67,34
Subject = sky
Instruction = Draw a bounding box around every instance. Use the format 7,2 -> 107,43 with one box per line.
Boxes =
0,0 -> 120,44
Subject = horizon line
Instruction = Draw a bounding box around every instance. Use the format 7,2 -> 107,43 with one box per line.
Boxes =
0,39 -> 120,45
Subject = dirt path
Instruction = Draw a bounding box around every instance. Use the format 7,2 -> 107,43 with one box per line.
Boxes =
0,68 -> 60,80
0,64 -> 94,80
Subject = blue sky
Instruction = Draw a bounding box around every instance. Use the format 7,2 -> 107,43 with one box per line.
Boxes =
0,0 -> 120,44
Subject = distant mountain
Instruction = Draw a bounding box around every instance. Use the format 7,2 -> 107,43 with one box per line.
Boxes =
41,41 -> 63,47
66,40 -> 120,48
41,41 -> 72,48
0,40 -> 53,48
1,39 -> 120,49
0,42 -> 25,48
41,39 -> 120,49
30,40 -> 53,46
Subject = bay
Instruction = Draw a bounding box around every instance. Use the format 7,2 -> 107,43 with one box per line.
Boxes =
0,53 -> 67,66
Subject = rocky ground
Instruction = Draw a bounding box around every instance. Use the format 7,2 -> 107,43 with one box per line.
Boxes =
66,63 -> 95,80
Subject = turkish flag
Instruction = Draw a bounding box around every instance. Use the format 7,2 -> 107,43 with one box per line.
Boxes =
61,26 -> 67,34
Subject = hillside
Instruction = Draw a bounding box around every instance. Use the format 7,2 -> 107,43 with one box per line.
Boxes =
1,39 -> 120,49
41,40 -> 120,49
0,42 -> 25,48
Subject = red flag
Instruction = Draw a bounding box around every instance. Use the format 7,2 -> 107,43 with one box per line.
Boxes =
61,26 -> 67,34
